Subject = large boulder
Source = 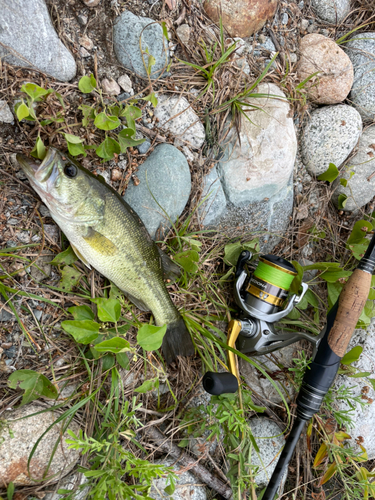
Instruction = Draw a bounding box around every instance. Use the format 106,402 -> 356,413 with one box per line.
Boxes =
123,144 -> 191,239
301,105 -> 362,176
297,34 -> 353,104
113,10 -> 169,80
346,33 -> 375,120
0,0 -> 76,82
332,125 -> 375,211
0,404 -> 81,486
203,0 -> 277,38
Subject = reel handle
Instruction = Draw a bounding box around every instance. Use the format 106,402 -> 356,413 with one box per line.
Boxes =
202,371 -> 239,395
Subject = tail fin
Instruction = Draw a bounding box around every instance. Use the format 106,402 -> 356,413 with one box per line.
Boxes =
162,317 -> 195,364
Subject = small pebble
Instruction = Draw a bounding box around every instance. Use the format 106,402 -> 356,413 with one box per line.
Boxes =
77,14 -> 88,25
6,240 -> 17,248
16,232 -> 30,244
118,160 -> 127,169
33,309 -> 43,322
281,13 -> 289,24
81,0 -> 101,6
307,24 -> 315,33
39,205 -> 51,218
118,74 -> 133,94
101,78 -> 121,96
298,0 -> 304,8
289,53 -> 298,63
117,92 -> 132,102
137,140 -> 151,155
301,19 -> 309,30
79,35 -> 94,51
111,169 -> 122,182
7,218 -> 18,225
80,47 -> 91,58
176,24 -> 191,45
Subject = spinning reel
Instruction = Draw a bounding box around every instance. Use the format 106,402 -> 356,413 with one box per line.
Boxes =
203,250 -> 323,396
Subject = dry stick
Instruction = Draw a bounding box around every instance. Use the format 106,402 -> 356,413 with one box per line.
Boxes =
142,425 -> 233,500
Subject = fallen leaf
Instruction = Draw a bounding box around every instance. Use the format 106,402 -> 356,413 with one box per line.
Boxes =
165,0 -> 177,9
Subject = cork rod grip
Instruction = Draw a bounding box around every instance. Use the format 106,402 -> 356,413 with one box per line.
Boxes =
328,269 -> 372,357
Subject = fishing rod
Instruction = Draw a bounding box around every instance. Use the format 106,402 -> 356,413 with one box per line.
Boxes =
202,231 -> 375,498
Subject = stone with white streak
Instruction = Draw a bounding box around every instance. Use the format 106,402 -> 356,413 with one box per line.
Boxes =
217,83 -> 297,204
0,0 -> 76,82
154,95 -> 205,149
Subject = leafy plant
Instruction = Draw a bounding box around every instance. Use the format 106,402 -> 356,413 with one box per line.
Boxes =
15,79 -> 158,162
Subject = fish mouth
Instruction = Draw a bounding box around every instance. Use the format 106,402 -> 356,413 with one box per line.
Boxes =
16,147 -> 59,186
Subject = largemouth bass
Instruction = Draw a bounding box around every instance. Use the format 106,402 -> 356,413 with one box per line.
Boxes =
17,147 -> 195,364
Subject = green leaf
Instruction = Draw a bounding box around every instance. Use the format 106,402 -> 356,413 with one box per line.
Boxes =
134,377 -> 159,393
121,105 -> 142,130
50,246 -> 78,266
161,21 -> 170,41
340,178 -> 348,187
79,104 -> 95,126
64,133 -> 84,144
164,484 -> 175,495
68,305 -> 94,321
117,128 -> 145,153
367,379 -> 375,391
116,352 -> 130,369
94,337 -> 131,353
347,220 -> 372,245
102,353 -> 115,370
7,482 -> 15,500
62,319 -> 100,344
173,249 -> 199,273
94,112 -> 121,131
302,262 -> 340,271
78,74 -> 97,93
21,83 -> 51,101
289,261 -> 304,294
8,369 -> 58,405
91,298 -> 121,322
142,92 -> 158,107
30,137 -> 46,160
341,346 -> 363,366
317,163 -> 339,182
58,265 -> 81,292
96,137 -> 121,161
327,282 -> 343,309
223,240 -> 259,267
137,324 -> 167,351
67,141 -> 87,157
16,101 -> 30,121
320,269 -> 352,283
349,371 -> 372,378
337,193 -> 348,209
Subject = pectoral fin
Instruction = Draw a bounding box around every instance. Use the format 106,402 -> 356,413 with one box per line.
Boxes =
156,246 -> 181,283
71,243 -> 91,269
83,227 -> 118,256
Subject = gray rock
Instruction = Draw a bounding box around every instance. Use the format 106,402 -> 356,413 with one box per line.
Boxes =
333,322 -> 375,459
198,166 -> 227,226
118,74 -> 134,94
217,83 -> 296,204
251,37 -> 276,57
248,418 -> 286,490
176,24 -> 191,45
346,33 -> 375,119
311,0 -> 351,24
150,457 -> 207,500
0,404 -> 81,486
0,0 -> 76,82
301,105 -> 362,176
240,344 -> 298,404
43,473 -> 90,500
0,100 -> 14,124
30,254 -> 53,281
113,10 -> 169,80
123,144 -> 191,239
0,309 -> 15,322
332,125 -> 375,211
137,139 -> 151,154
154,95 -> 205,149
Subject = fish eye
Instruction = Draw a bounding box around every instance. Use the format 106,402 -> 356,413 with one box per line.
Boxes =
64,164 -> 78,178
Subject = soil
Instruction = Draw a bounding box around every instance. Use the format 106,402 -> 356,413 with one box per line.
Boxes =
1,0 -> 375,499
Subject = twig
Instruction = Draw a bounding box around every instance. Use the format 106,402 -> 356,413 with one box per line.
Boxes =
141,425 -> 233,500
